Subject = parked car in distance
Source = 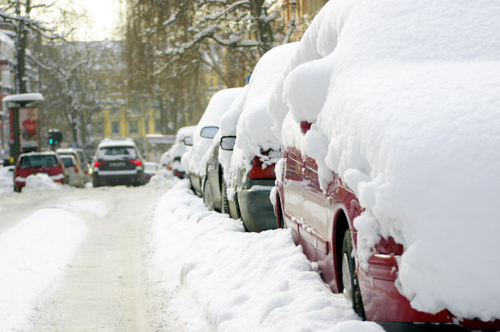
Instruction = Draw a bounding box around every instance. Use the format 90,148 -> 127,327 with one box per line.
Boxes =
13,151 -> 67,192
183,88 -> 244,196
91,138 -> 145,187
160,125 -> 196,179
59,154 -> 85,188
222,43 -> 297,232
74,148 -> 92,182
143,162 -> 158,183
56,147 -> 90,182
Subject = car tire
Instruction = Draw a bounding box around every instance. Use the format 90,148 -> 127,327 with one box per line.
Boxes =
341,229 -> 365,319
92,176 -> 100,188
203,178 -> 215,211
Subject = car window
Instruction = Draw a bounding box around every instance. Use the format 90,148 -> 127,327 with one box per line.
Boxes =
20,155 -> 58,168
77,151 -> 85,163
61,157 -> 74,167
99,146 -> 137,157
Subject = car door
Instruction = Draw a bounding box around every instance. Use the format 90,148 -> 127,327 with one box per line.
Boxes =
282,147 -> 303,237
300,156 -> 330,261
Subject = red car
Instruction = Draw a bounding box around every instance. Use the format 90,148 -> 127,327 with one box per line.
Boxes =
271,2 -> 500,330
14,151 -> 66,192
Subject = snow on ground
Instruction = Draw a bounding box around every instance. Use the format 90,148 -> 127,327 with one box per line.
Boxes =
0,205 -> 89,331
0,168 -> 381,331
147,180 -> 383,332
0,166 -> 13,195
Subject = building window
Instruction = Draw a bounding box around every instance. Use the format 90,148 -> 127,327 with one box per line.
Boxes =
111,121 -> 120,135
145,120 -> 149,134
129,120 -> 139,135
155,119 -> 161,133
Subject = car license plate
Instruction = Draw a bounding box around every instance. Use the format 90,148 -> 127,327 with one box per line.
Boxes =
109,162 -> 126,167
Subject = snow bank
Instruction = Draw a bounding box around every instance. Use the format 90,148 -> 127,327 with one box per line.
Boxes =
23,173 -> 64,193
0,208 -> 87,330
0,166 -> 13,195
184,88 -> 244,178
269,0 -> 500,321
149,181 -> 384,331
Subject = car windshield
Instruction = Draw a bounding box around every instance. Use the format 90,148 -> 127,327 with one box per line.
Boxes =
98,146 -> 137,158
20,155 -> 58,168
61,157 -> 74,167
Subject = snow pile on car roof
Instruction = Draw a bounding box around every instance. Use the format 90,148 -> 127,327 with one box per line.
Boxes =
269,0 -> 500,321
224,43 -> 298,186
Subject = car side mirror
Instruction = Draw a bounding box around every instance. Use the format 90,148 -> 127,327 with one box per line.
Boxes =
200,126 -> 219,139
183,136 -> 194,146
220,136 -> 236,151
300,121 -> 312,135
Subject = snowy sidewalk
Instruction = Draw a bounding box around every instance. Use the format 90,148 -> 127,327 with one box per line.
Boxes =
147,180 -> 382,332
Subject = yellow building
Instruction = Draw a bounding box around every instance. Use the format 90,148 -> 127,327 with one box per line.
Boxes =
91,107 -> 161,139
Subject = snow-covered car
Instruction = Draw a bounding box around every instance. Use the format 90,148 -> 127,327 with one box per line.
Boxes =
59,154 -> 85,188
91,138 -> 145,187
183,88 -> 244,196
221,43 -> 297,232
160,125 -> 196,179
269,0 -> 500,330
13,151 -> 67,192
203,86 -> 248,212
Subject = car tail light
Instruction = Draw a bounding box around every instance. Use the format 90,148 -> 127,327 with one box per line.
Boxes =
74,165 -> 79,173
249,156 -> 276,179
129,159 -> 142,166
375,236 -> 404,255
94,160 -> 105,168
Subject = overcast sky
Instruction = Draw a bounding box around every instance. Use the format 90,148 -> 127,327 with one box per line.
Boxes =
56,0 -> 123,41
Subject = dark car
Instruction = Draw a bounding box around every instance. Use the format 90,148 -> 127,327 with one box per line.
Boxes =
13,151 -> 67,192
91,138 -> 145,187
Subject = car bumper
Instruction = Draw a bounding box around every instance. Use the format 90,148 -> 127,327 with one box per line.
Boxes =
359,254 -> 500,330
93,170 -> 142,185
238,181 -> 277,232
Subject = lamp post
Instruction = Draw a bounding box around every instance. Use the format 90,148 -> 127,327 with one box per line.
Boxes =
15,0 -> 31,94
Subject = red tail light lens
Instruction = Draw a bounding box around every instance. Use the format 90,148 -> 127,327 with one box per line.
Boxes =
129,159 -> 142,166
94,160 -> 105,168
74,165 -> 79,173
375,236 -> 404,255
249,156 -> 276,179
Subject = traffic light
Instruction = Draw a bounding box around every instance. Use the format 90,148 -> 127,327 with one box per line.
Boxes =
48,129 -> 63,146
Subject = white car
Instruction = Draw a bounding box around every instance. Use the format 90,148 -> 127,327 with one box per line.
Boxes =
59,155 -> 85,188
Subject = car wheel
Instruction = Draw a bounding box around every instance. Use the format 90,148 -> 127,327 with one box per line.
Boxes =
203,178 -> 215,211
221,180 -> 230,214
341,229 -> 365,319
